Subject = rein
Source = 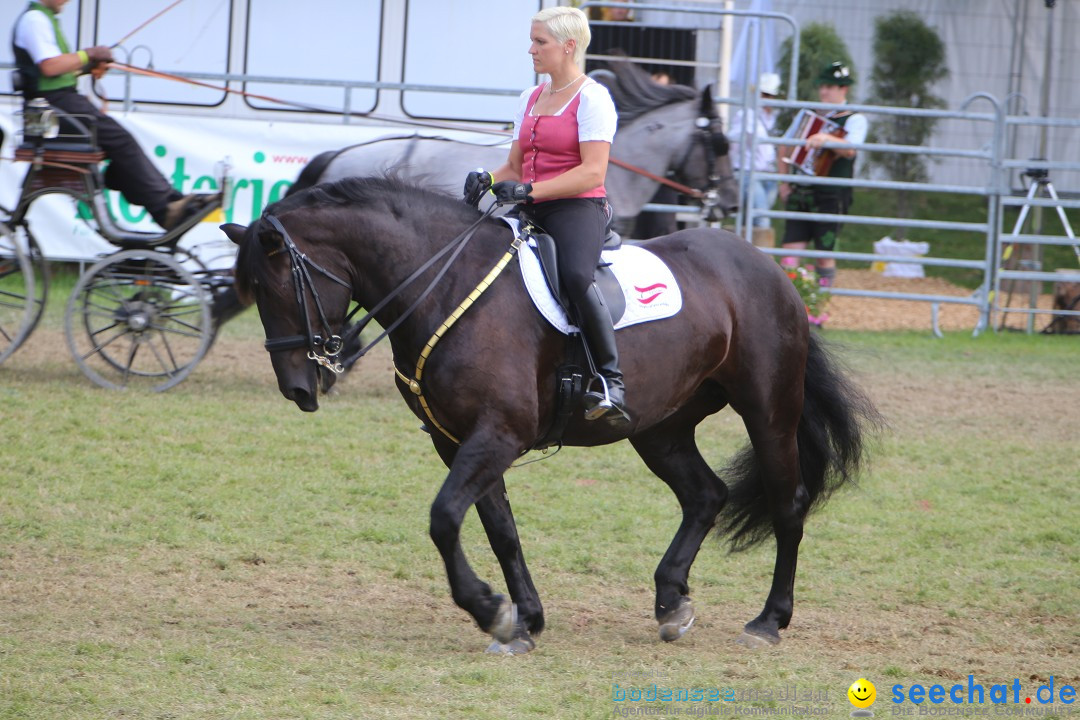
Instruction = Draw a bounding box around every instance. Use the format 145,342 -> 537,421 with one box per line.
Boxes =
261,204 -> 499,373
609,157 -> 703,198
394,233 -> 524,444
260,204 -> 518,444
335,203 -> 500,368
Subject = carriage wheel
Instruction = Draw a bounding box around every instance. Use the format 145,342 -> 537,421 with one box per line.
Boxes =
64,249 -> 213,391
168,246 -> 231,351
0,222 -> 41,365
21,227 -> 49,335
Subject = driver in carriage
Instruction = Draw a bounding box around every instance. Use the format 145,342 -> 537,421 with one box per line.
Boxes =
463,6 -> 630,426
12,0 -> 214,231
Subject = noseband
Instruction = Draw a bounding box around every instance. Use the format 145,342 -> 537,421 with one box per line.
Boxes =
262,215 -> 352,374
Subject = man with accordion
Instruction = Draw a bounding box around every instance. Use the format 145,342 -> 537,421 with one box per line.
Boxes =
778,61 -> 868,292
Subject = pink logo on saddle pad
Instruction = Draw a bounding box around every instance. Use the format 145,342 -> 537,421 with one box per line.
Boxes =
635,283 -> 668,305
507,216 -> 682,334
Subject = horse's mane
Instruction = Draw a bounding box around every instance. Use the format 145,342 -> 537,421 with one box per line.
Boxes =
266,173 -> 476,220
236,175 -> 481,302
591,60 -> 697,124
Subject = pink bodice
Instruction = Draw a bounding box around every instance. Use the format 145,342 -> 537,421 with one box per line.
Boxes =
519,85 -> 606,201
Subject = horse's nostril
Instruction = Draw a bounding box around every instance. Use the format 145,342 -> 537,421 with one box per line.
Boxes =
287,387 -> 319,412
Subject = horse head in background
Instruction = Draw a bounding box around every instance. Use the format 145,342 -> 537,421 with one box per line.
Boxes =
285,62 -> 738,237
591,60 -> 737,234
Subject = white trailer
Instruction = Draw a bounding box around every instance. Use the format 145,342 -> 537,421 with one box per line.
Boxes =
1,0 -> 549,260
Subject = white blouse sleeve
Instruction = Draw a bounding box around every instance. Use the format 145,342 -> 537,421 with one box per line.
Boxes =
576,82 -> 617,143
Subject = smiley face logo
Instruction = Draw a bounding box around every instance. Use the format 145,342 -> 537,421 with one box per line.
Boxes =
848,678 -> 876,709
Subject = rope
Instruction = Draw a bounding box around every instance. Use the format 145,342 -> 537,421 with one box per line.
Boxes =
101,63 -> 710,199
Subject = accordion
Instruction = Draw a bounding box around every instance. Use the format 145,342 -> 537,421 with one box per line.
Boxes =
783,109 -> 847,176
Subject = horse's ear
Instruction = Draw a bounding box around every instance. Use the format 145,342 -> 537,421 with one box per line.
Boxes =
220,223 -> 248,245
700,84 -> 718,118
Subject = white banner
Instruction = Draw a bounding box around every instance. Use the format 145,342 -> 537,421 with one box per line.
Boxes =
1,109 -> 492,265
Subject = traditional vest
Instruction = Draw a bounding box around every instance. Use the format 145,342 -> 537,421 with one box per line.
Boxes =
518,84 -> 606,201
826,111 -> 855,180
12,2 -> 79,97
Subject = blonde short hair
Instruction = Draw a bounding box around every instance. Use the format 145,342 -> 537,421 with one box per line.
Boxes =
532,7 -> 591,69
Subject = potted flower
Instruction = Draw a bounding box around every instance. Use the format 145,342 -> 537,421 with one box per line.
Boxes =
781,258 -> 830,327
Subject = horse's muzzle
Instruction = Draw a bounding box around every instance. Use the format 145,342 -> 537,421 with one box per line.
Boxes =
282,384 -> 319,412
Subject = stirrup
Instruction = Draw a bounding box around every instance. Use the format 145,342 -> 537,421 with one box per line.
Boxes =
583,376 -> 630,425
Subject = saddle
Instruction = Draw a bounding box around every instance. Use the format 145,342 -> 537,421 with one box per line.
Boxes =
506,208 -> 622,450
511,206 -> 627,323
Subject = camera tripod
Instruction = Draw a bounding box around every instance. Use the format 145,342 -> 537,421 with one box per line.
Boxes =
995,167 -> 1079,332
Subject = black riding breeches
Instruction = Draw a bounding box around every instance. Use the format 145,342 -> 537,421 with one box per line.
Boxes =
39,89 -> 181,223
525,197 -> 608,303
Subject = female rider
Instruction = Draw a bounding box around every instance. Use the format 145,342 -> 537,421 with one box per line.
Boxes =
464,6 -> 628,426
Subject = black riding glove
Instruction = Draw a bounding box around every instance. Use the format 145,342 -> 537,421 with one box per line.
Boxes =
85,45 -> 114,66
463,170 -> 492,198
491,181 -> 533,205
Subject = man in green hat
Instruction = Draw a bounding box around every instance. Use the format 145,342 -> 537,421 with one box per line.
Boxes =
778,61 -> 868,303
12,0 -> 213,230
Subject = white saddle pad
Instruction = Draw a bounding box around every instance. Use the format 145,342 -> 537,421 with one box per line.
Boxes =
502,217 -> 682,335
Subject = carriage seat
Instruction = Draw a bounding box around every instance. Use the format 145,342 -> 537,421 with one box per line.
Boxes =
14,82 -> 104,166
14,138 -> 105,197
14,143 -> 106,166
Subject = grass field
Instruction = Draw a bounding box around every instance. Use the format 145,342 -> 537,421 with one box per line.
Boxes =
1,304 -> 1078,719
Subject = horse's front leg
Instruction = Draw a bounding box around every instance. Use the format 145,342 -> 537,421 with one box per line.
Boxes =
474,480 -> 544,654
430,435 -> 543,652
428,431 -> 528,649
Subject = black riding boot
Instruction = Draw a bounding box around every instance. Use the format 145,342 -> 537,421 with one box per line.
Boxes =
576,282 -> 630,426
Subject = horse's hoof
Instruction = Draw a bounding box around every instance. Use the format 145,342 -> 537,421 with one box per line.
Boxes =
488,595 -> 518,645
485,633 -> 536,656
736,630 -> 780,648
658,598 -> 695,642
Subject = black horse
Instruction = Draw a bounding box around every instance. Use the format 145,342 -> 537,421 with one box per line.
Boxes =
222,176 -> 880,653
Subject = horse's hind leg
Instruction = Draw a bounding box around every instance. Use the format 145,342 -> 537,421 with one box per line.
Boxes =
630,413 -> 728,642
730,388 -> 807,646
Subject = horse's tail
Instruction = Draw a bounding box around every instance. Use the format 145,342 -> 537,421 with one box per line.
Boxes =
715,333 -> 883,551
285,150 -> 340,197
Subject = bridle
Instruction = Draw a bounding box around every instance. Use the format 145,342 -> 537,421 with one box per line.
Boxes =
261,215 -> 351,374
673,114 -> 731,219
608,113 -> 732,218
258,205 -> 497,375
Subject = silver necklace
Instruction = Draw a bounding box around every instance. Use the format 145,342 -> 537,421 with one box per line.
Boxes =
549,73 -> 584,94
